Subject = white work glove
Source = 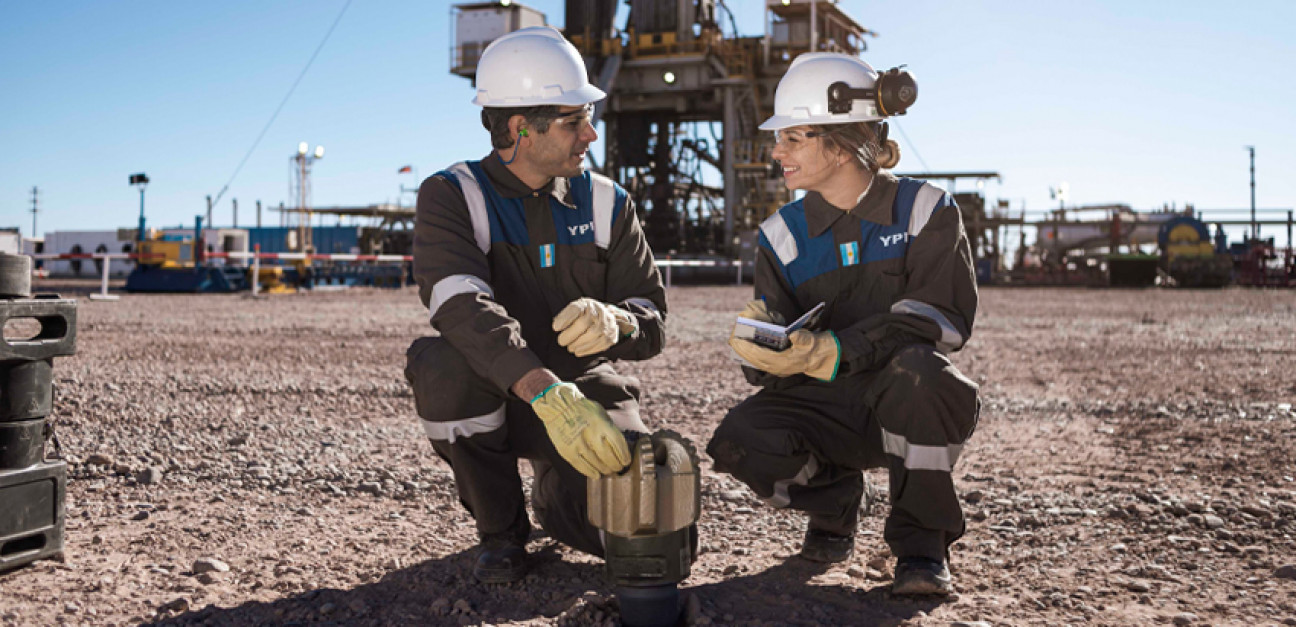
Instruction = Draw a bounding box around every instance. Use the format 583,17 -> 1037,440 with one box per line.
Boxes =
553,298 -> 638,357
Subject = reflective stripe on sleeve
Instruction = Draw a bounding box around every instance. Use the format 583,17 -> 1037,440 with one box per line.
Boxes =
760,212 -> 799,265
765,454 -> 820,508
591,172 -> 616,249
908,182 -> 947,237
892,298 -> 964,352
623,297 -> 660,317
421,405 -> 506,443
880,426 -> 964,472
430,274 -> 494,320
447,162 -> 491,254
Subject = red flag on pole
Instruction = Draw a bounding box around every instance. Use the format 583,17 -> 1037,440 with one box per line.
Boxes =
398,165 -> 412,174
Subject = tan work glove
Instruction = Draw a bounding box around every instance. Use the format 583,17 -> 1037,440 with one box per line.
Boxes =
728,328 -> 841,382
553,298 -> 638,357
530,382 -> 631,478
735,299 -> 785,326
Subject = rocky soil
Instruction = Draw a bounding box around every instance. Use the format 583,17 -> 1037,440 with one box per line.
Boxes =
1,281 -> 1294,626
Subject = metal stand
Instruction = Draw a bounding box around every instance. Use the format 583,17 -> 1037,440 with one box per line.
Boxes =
0,253 -> 77,573
87,255 -> 119,301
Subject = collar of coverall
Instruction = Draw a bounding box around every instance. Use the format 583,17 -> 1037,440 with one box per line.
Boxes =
803,169 -> 900,236
480,152 -> 578,209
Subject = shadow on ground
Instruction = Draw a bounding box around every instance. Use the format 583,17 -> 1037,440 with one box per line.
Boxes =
147,542 -> 608,626
149,546 -> 945,626
685,558 -> 945,626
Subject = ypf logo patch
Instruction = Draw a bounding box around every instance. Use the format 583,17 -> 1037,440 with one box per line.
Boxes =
879,233 -> 908,247
839,242 -> 860,266
539,244 -> 555,268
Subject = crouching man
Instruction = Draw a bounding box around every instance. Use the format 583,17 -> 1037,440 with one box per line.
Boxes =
404,27 -> 668,584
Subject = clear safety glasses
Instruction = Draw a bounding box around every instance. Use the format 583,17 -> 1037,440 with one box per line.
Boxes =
772,128 -> 826,147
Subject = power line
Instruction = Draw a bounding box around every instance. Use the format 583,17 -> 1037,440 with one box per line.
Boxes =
891,120 -> 930,172
210,0 -> 353,209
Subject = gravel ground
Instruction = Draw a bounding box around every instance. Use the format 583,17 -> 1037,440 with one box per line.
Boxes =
1,281 -> 1294,626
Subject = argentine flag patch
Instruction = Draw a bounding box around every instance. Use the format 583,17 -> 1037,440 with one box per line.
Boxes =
539,244 -> 555,268
839,242 -> 860,266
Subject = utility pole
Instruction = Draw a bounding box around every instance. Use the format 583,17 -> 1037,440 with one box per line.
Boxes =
256,200 -> 262,228
293,142 -> 324,255
206,195 -> 213,230
1245,145 -> 1256,240
232,198 -> 238,228
29,187 -> 38,239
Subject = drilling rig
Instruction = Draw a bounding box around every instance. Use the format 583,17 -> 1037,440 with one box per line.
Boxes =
450,0 -> 876,270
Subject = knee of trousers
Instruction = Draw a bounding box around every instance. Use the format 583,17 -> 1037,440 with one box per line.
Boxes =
405,336 -> 506,442
875,345 -> 979,438
706,403 -> 794,482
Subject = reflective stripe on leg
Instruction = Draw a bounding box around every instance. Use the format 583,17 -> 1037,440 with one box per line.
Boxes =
880,427 -> 963,472
765,455 -> 820,509
422,405 -> 506,443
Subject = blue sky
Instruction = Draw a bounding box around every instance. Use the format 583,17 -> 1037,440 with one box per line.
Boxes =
2,0 -> 1294,246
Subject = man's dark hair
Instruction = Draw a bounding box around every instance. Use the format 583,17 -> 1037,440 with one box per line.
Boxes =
480,105 -> 562,149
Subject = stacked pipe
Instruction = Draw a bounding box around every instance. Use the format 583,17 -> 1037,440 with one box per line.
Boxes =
0,253 -> 77,572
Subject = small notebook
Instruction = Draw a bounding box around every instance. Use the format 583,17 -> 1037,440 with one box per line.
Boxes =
733,302 -> 827,351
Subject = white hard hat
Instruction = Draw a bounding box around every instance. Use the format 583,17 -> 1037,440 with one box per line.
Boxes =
472,26 -> 606,108
760,53 -> 882,130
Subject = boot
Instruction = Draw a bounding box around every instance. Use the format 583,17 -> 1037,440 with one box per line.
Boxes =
799,527 -> 855,563
892,556 -> 953,595
473,514 -> 532,584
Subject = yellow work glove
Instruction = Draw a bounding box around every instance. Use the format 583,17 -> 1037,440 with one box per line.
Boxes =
553,298 -> 638,357
530,382 -> 631,478
728,328 -> 841,382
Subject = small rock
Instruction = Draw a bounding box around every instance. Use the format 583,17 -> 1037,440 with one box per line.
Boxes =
64,603 -> 79,614
951,622 -> 991,627
867,557 -> 889,571
719,490 -> 746,502
1172,612 -> 1198,625
193,558 -> 230,574
319,602 -> 336,615
1202,514 -> 1225,529
86,453 -> 114,467
91,534 -> 103,545
1126,580 -> 1150,593
136,467 -> 163,485
158,597 -> 189,614
1274,564 -> 1296,580
196,572 -> 220,585
131,511 -> 150,521
846,565 -> 864,578
430,597 -> 451,615
452,598 -> 473,615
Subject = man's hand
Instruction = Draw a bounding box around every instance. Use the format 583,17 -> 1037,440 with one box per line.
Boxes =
728,328 -> 841,382
530,382 -> 631,478
553,298 -> 637,357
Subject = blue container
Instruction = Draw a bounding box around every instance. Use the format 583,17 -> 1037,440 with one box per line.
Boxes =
244,226 -> 362,256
